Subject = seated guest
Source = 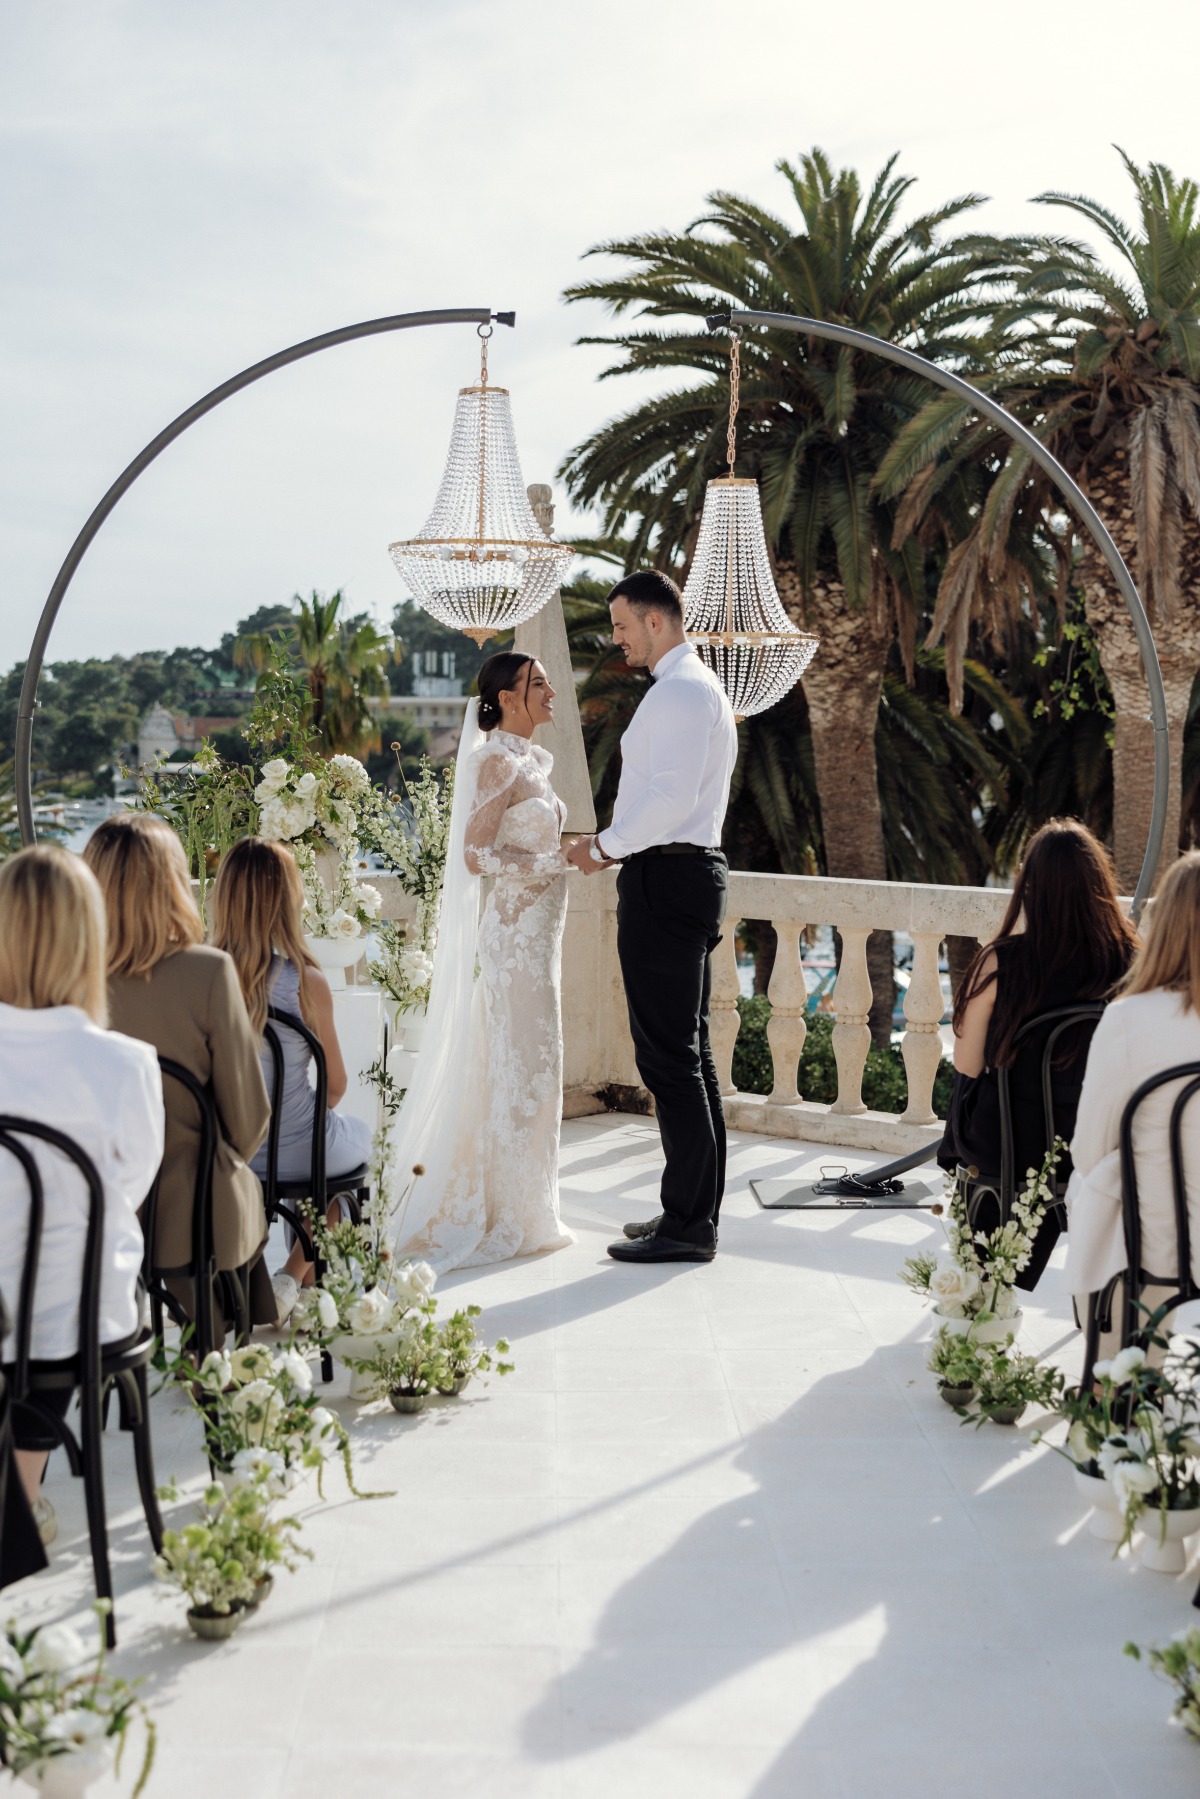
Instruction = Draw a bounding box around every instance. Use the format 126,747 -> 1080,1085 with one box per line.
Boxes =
210,837 -> 372,1323
83,815 -> 276,1326
1067,850 -> 1200,1331
943,819 -> 1137,1287
0,846 -> 163,1546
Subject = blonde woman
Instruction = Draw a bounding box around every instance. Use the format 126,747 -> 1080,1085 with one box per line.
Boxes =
83,815 -> 276,1326
210,837 -> 371,1322
1067,851 -> 1200,1322
0,846 -> 163,1545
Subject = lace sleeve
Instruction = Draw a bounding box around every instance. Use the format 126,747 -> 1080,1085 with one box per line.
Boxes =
463,747 -> 566,877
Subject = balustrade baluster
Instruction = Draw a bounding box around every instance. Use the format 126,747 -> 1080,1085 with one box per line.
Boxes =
830,927 -> 871,1114
766,921 -> 807,1104
900,930 -> 945,1124
709,929 -> 742,1097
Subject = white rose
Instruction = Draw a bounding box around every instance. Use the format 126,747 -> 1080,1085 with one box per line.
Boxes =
356,883 -> 383,920
1093,1358 -> 1114,1379
231,1446 -> 286,1487
1066,1420 -> 1093,1465
315,1288 -> 340,1330
279,1350 -> 314,1395
229,1378 -> 284,1432
1097,1437 -> 1130,1479
228,1344 -> 274,1385
399,950 -> 434,980
27,1624 -> 87,1675
408,1260 -> 437,1297
41,1708 -> 109,1750
257,757 -> 290,792
197,1350 -> 233,1391
346,1287 -> 395,1334
1109,1346 -> 1147,1384
309,1405 -> 338,1442
295,770 -> 319,798
327,909 -> 362,941
929,1262 -> 980,1312
1108,1459 -> 1159,1512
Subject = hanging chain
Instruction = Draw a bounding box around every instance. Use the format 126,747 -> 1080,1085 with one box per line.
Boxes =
478,322 -> 493,389
726,332 -> 741,476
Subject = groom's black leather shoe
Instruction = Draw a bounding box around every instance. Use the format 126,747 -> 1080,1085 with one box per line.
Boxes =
607,1231 -> 716,1264
623,1213 -> 718,1246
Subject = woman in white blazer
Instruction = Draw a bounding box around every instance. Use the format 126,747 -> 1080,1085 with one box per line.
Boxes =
0,846 -> 164,1546
1066,851 -> 1200,1335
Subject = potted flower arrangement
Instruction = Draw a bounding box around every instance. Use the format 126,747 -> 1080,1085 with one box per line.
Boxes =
1031,1350 -> 1147,1540
961,1340 -> 1062,1427
0,1604 -> 154,1797
359,753 -> 455,960
1084,1341 -> 1200,1569
370,922 -> 435,1050
1125,1628 -> 1200,1742
927,1326 -> 982,1409
305,1177 -> 435,1391
351,1313 -> 445,1412
165,1339 -> 370,1499
154,1465 -> 309,1639
901,1141 -> 1062,1349
435,1306 -> 514,1396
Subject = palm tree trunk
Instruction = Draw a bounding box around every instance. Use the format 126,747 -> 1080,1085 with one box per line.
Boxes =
1076,457 -> 1200,893
777,566 -> 895,1045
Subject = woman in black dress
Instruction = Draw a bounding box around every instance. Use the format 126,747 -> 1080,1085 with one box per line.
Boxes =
943,819 -> 1138,1289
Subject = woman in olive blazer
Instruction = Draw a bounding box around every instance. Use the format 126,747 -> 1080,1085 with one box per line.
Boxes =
84,814 -> 275,1326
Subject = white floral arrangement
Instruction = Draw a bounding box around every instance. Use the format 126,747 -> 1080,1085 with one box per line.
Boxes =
255,752 -> 371,853
0,1604 -> 154,1794
369,922 -> 434,1010
359,755 -> 454,955
293,839 -> 382,943
900,1140 -> 1061,1334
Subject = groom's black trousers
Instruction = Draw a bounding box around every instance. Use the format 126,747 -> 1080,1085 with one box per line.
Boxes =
615,848 -> 728,1244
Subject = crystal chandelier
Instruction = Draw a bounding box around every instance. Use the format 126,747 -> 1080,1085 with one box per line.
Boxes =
682,334 -> 819,718
389,326 -> 574,645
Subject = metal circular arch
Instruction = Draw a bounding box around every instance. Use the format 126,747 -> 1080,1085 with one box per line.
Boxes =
14,306 -> 515,845
707,306 -> 1169,920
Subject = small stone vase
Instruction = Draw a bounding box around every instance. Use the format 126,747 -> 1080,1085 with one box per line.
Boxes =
1137,1505 -> 1200,1573
246,1575 -> 274,1612
437,1373 -> 471,1397
1072,1466 -> 1125,1541
16,1746 -> 114,1796
186,1604 -> 244,1641
938,1381 -> 975,1409
981,1401 -> 1024,1426
388,1389 -> 428,1414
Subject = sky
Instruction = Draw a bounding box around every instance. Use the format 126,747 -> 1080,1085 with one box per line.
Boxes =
2,0 -> 1198,672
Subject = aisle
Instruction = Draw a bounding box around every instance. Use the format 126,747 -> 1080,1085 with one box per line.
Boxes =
20,1117 -> 1199,1798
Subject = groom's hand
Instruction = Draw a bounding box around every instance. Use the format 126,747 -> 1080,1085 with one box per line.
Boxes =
565,834 -> 614,875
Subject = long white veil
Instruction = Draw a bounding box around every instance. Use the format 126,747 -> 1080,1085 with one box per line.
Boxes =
387,697 -> 484,1248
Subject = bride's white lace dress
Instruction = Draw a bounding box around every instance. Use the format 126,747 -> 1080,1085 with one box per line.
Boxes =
396,728 -> 574,1270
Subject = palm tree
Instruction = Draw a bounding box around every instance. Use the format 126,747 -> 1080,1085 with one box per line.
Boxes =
878,151 -> 1200,890
235,590 -> 395,758
560,148 -> 1024,1039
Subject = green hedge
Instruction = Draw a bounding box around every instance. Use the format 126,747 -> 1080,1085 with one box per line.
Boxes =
730,996 -> 954,1118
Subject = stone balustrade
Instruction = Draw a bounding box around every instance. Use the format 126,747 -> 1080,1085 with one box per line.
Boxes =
370,865 -> 1031,1153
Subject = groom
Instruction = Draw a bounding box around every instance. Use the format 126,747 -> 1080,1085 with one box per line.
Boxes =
566,571 -> 737,1263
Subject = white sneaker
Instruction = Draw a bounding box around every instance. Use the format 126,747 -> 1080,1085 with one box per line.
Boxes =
272,1272 -> 302,1326
32,1494 -> 56,1546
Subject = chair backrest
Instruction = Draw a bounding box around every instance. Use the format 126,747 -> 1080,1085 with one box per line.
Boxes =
0,1116 -> 105,1400
1116,1059 -> 1200,1345
994,1002 -> 1108,1205
144,1059 -> 218,1280
262,1006 -> 327,1210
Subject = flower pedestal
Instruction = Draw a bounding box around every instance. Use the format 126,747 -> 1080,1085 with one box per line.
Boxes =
1137,1506 -> 1200,1574
304,932 -> 365,991
397,1005 -> 428,1051
1072,1467 -> 1125,1542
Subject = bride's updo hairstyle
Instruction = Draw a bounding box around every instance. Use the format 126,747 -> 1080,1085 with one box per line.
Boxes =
477,651 -> 534,732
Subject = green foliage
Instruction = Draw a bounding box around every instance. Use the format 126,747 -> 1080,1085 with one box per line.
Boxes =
1125,1629 -> 1200,1742
730,999 -> 954,1116
236,590 -> 395,757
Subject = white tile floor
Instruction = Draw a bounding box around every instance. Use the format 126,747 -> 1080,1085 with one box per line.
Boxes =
17,1115 -> 1200,1798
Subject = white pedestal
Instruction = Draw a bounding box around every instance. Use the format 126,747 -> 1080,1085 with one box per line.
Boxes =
330,986 -> 384,1138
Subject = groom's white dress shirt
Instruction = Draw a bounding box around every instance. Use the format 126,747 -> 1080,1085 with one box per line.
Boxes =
597,641 -> 738,860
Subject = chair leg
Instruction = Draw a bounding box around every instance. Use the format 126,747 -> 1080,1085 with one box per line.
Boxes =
123,1367 -> 164,1553
79,1380 -> 117,1648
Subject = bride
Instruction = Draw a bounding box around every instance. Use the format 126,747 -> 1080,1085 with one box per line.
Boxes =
387,651 -> 575,1270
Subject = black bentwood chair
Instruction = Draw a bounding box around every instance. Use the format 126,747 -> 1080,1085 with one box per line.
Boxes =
0,1116 -> 164,1647
960,1004 -> 1107,1254
141,1058 -> 249,1363
1079,1060 -> 1200,1391
262,1007 -> 370,1382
